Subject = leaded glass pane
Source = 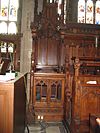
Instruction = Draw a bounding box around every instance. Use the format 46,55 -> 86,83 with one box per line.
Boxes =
0,0 -> 18,34
58,0 -> 62,15
95,0 -> 100,24
86,0 -> 93,24
1,42 -> 7,53
0,22 -> 7,33
50,0 -> 53,3
8,43 -> 14,53
0,0 -> 9,20
9,0 -> 18,21
78,0 -> 85,23
64,0 -> 67,23
8,22 -> 17,34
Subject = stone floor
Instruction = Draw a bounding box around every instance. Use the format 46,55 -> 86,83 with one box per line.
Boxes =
25,122 -> 68,133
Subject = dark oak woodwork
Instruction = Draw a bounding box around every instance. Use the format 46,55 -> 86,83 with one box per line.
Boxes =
0,74 -> 26,133
67,59 -> 100,133
36,38 -> 59,67
61,24 -> 100,132
30,2 -> 66,122
30,1 -> 100,131
33,72 -> 65,121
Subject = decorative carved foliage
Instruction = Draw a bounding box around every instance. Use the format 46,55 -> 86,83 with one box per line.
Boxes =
30,3 -> 61,39
34,108 -> 63,114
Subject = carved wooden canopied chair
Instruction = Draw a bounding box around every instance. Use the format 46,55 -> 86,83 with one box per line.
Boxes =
30,2 -> 66,122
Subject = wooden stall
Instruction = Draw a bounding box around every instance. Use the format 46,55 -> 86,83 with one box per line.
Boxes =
62,23 -> 100,133
30,2 -> 66,122
30,1 -> 100,128
69,59 -> 100,133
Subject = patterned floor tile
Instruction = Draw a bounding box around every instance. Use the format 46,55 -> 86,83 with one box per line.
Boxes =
25,122 -> 68,133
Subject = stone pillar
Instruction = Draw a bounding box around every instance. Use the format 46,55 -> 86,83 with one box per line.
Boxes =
20,0 -> 35,102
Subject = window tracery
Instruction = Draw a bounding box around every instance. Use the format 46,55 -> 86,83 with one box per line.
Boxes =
0,0 -> 18,34
78,0 -> 100,24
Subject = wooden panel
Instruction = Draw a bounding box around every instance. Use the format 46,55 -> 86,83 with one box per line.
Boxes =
37,38 -> 58,67
71,85 -> 100,133
37,38 -> 47,65
14,77 -> 26,133
0,85 -> 13,133
0,91 -> 9,133
0,74 -> 26,133
48,39 -> 58,65
81,87 -> 100,120
33,73 -> 65,122
70,60 -> 100,133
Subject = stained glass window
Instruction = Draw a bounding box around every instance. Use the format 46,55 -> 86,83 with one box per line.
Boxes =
0,41 -> 14,62
8,22 -> 17,34
95,0 -> 100,24
78,0 -> 100,24
64,0 -> 67,23
1,42 -> 7,53
0,0 -> 9,20
78,0 -> 85,23
50,0 -> 53,3
0,22 -> 7,33
0,0 -> 18,34
9,0 -> 18,21
8,43 -> 14,53
58,0 -> 62,15
86,0 -> 93,24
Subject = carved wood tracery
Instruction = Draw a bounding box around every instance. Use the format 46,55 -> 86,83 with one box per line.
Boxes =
30,1 -> 100,126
